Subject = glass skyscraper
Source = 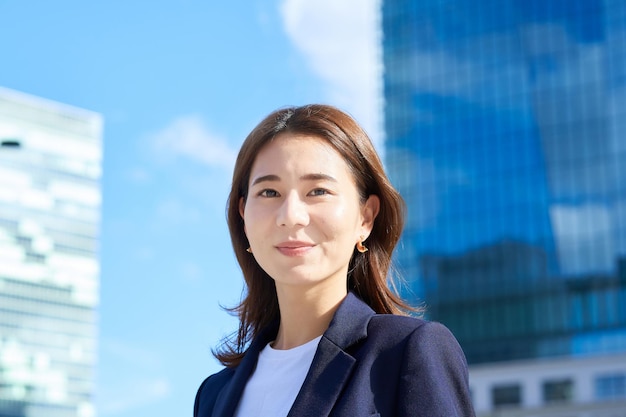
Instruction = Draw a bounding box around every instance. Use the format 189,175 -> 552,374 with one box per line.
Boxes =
382,0 -> 626,414
0,87 -> 102,417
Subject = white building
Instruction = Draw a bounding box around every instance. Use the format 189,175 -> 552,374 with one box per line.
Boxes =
470,351 -> 626,417
0,87 -> 102,417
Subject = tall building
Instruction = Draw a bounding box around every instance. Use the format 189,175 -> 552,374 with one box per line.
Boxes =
0,87 -> 102,417
382,0 -> 626,415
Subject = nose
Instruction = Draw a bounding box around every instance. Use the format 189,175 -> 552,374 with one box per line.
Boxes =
276,191 -> 309,228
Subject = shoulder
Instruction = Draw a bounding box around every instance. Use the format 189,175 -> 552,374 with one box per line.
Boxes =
198,367 -> 235,391
194,368 -> 235,417
368,315 -> 465,361
368,316 -> 473,415
378,316 -> 468,377
369,314 -> 450,338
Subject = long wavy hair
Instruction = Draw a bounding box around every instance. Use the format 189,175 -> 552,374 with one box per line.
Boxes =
214,104 -> 412,368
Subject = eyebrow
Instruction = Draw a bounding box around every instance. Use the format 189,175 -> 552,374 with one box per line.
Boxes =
250,173 -> 337,186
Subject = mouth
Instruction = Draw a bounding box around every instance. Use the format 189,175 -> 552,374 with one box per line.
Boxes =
275,241 -> 315,256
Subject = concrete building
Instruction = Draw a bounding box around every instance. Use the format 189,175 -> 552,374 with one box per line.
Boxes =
0,87 -> 102,417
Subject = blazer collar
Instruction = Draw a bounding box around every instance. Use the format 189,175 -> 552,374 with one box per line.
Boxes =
287,292 -> 374,417
212,292 -> 375,417
322,291 -> 375,349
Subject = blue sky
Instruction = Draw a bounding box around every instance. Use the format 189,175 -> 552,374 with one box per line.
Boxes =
0,1 -> 381,416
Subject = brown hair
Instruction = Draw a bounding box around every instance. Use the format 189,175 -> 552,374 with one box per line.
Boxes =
215,104 -> 412,367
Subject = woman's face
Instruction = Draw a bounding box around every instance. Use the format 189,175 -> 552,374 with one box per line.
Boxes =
240,133 -> 379,293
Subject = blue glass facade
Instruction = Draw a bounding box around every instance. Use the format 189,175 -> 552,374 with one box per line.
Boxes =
383,0 -> 626,364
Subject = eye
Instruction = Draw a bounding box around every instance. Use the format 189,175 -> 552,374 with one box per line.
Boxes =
259,189 -> 279,198
309,188 -> 330,196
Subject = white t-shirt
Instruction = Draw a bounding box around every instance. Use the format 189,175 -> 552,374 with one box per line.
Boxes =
234,335 -> 322,417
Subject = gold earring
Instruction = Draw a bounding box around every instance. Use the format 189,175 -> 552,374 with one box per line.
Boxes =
246,247 -> 252,253
356,236 -> 368,253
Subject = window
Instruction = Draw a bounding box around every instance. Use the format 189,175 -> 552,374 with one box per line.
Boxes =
595,373 -> 626,400
543,378 -> 574,403
492,383 -> 522,408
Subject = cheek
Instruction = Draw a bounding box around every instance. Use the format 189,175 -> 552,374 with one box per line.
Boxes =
244,205 -> 272,236
321,205 -> 360,237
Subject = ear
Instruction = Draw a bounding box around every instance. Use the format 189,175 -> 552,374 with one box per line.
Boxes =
360,194 -> 380,237
239,197 -> 248,236
239,196 -> 245,219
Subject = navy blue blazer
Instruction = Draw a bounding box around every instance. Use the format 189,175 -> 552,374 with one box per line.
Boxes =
194,293 -> 475,416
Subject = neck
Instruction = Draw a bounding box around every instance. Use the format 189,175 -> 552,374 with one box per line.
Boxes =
273,283 -> 347,350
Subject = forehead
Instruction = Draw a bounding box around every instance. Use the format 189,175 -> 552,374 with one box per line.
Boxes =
251,133 -> 350,174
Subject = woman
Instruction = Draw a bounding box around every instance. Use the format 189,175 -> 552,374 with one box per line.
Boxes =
194,104 -> 475,416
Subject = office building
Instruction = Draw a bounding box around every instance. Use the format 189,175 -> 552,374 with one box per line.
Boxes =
0,87 -> 102,417
382,0 -> 626,415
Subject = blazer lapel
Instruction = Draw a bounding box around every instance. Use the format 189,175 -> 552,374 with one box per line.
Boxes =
287,293 -> 375,417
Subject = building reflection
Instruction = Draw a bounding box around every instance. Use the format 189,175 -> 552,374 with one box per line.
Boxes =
382,0 -> 626,414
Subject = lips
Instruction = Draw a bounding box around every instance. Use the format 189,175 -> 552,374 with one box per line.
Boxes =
275,241 -> 314,256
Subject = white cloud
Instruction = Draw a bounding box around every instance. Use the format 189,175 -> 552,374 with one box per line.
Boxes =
280,0 -> 383,148
148,114 -> 237,171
